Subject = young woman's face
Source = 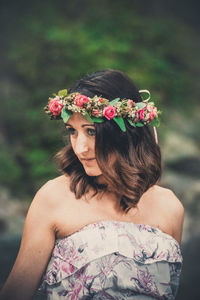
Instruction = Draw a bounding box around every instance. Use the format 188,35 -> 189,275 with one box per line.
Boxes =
65,113 -> 102,176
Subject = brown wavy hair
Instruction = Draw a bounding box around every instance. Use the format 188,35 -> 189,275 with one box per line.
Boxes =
55,69 -> 162,212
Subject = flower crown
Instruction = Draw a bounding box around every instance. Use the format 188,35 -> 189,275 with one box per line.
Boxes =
44,89 -> 161,132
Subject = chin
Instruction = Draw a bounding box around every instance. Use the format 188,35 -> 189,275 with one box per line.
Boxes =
84,167 -> 102,177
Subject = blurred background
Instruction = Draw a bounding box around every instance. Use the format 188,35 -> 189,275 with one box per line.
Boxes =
0,0 -> 199,298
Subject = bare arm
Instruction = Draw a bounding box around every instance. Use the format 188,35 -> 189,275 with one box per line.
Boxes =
170,191 -> 184,245
0,180 -> 57,300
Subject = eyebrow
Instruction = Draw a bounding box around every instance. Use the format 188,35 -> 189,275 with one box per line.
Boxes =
65,123 -> 95,128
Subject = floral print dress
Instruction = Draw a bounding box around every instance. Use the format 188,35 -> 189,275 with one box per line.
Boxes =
35,221 -> 182,300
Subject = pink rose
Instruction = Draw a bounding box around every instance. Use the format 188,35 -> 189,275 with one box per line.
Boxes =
149,107 -> 156,121
103,105 -> 116,120
127,99 -> 134,106
136,107 -> 146,120
49,97 -> 63,116
75,94 -> 89,107
92,109 -> 99,116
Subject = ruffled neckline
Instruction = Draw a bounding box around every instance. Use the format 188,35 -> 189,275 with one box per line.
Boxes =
41,219 -> 182,285
57,219 -> 180,247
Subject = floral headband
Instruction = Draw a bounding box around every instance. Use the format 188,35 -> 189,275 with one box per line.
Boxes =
44,89 -> 161,132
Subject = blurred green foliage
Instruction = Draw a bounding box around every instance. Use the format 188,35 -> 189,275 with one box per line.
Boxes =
0,0 -> 199,200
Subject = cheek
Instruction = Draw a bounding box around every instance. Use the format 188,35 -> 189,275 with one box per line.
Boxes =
91,140 -> 95,153
70,137 -> 76,152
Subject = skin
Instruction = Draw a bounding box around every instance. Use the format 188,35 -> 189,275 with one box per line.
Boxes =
0,113 -> 184,300
65,113 -> 102,177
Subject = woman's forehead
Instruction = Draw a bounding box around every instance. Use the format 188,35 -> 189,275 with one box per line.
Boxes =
66,112 -> 94,126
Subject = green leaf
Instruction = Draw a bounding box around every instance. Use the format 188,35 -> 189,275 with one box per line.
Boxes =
127,119 -> 136,127
150,117 -> 160,127
58,89 -> 68,97
110,98 -> 120,105
136,102 -> 146,110
61,107 -> 72,123
83,112 -> 93,123
91,116 -> 104,123
135,122 -> 144,127
113,117 -> 126,132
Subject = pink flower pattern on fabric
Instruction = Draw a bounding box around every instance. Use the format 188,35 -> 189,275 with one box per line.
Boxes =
36,221 -> 182,300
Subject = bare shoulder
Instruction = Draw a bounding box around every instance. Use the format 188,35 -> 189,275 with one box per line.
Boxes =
152,185 -> 184,244
27,174 -> 72,222
152,185 -> 184,213
38,174 -> 70,193
33,174 -> 71,206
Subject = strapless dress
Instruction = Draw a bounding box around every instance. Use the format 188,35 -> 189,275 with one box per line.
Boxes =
35,220 -> 182,299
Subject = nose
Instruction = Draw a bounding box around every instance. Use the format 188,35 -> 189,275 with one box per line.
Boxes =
75,133 -> 89,156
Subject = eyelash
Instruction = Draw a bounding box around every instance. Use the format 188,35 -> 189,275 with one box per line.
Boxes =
65,127 -> 96,137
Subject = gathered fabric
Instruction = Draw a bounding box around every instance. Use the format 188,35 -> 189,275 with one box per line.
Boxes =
35,220 -> 182,300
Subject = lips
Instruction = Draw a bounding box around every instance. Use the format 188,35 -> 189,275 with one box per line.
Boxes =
80,157 -> 95,162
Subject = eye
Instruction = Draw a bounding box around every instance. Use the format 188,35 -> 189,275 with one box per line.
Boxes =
87,128 -> 96,136
66,127 -> 76,135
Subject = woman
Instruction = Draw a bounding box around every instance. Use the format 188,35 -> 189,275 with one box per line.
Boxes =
0,69 -> 184,300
